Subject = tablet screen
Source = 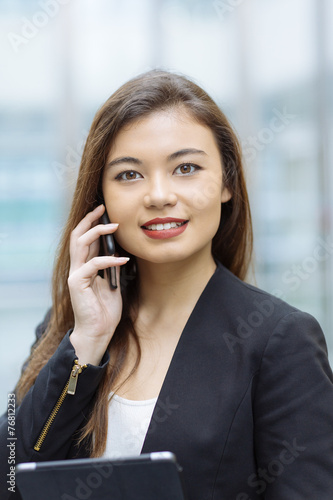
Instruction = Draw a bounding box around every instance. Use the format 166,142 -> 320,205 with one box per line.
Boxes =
16,452 -> 187,500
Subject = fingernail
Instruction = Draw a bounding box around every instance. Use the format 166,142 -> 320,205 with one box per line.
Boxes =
117,257 -> 130,261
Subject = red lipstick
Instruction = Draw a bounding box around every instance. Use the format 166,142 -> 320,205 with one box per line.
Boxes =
141,217 -> 189,240
142,217 -> 187,226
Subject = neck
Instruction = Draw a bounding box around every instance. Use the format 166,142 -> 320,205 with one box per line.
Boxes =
135,252 -> 217,321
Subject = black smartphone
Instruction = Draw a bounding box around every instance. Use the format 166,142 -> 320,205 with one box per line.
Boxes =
100,211 -> 117,289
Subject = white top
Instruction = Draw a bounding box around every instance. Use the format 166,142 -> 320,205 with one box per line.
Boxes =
101,392 -> 158,459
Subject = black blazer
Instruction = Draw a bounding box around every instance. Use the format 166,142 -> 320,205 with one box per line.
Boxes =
1,262 -> 333,499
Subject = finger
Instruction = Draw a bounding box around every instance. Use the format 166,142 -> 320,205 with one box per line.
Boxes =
78,223 -> 119,251
71,223 -> 119,272
70,205 -> 110,262
103,259 -> 122,288
71,205 -> 105,241
70,206 -> 105,265
68,256 -> 129,287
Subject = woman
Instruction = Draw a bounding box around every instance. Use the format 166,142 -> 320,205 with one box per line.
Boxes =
1,70 -> 333,500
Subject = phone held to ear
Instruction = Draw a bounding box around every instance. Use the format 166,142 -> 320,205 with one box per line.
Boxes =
100,211 -> 117,289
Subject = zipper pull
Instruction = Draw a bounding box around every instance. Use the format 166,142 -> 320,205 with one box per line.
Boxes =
67,360 -> 86,395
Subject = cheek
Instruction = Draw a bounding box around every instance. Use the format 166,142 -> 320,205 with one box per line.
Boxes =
191,187 -> 223,242
106,199 -> 138,248
103,184 -> 135,222
107,205 -> 132,223
113,231 -> 129,252
111,222 -> 136,255
189,176 -> 223,217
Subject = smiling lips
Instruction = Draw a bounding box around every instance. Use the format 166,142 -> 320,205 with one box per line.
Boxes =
141,217 -> 189,239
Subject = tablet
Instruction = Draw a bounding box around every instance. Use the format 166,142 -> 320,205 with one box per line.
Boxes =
16,451 -> 187,500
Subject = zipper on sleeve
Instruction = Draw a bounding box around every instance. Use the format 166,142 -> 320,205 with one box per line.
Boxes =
34,360 -> 87,452
67,360 -> 86,395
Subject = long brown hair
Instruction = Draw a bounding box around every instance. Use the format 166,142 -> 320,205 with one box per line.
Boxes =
16,69 -> 253,456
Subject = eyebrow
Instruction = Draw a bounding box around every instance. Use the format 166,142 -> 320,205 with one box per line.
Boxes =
167,148 -> 207,161
106,148 -> 207,169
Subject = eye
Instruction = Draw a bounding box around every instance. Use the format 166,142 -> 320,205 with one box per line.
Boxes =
115,170 -> 143,181
174,163 -> 200,175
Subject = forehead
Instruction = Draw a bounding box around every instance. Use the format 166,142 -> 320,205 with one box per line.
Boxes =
107,108 -> 219,158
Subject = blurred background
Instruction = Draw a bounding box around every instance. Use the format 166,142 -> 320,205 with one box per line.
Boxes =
0,0 -> 332,412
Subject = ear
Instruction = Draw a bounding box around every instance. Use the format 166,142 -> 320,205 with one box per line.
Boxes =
221,185 -> 232,203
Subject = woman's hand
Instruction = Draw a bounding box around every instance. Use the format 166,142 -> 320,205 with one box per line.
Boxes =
68,204 -> 129,366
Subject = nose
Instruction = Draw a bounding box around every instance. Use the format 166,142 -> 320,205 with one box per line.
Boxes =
143,173 -> 177,209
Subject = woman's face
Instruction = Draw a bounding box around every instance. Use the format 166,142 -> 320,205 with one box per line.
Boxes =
102,107 -> 231,266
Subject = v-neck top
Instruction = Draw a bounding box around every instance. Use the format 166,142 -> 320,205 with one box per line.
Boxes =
101,393 -> 158,459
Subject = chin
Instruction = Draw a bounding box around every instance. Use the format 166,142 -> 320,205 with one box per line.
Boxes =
134,250 -> 189,265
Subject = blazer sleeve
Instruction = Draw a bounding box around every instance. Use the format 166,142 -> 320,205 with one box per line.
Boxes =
0,313 -> 109,500
253,311 -> 333,499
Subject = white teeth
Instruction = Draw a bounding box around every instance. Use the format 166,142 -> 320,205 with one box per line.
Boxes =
145,221 -> 185,231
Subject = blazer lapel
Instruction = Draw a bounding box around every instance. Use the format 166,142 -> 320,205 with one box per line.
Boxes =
141,262 -> 226,456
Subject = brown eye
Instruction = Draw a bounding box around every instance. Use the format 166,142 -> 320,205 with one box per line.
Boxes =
180,165 -> 191,174
125,171 -> 137,180
116,170 -> 142,181
174,164 -> 198,175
